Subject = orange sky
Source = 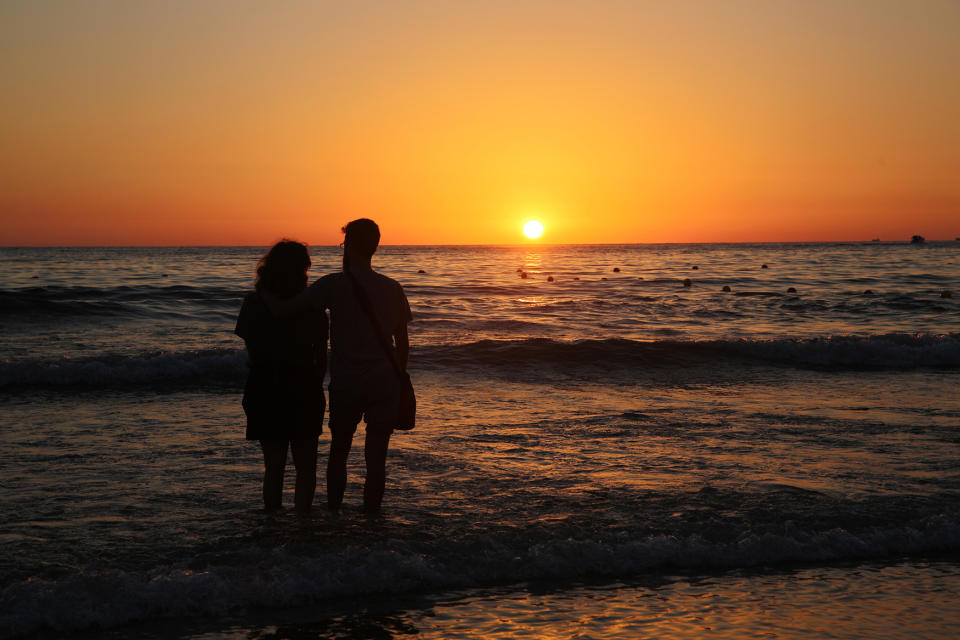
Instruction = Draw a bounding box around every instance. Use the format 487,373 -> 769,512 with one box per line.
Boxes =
1,1 -> 958,245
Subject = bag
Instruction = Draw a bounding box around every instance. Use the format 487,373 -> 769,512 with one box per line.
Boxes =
345,271 -> 416,431
396,371 -> 417,431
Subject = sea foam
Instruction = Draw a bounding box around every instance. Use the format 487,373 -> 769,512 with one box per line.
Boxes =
2,514 -> 957,638
2,333 -> 958,390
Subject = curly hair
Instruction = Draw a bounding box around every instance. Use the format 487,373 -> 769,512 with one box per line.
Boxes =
255,240 -> 311,298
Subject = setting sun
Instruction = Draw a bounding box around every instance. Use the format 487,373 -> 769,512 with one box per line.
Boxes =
523,220 -> 544,240
1,3 -> 958,245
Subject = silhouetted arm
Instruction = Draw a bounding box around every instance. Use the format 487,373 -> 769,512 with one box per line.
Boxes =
394,322 -> 409,372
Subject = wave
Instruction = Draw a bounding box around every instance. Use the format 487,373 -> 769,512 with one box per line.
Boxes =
2,514 -> 956,638
417,333 -> 960,370
0,349 -> 248,389
2,333 -> 957,390
725,332 -> 960,367
0,286 -> 242,319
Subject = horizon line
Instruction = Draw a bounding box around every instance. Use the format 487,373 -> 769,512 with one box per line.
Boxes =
2,238 -> 959,249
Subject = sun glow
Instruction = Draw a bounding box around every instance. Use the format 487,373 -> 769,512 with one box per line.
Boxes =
1,4 -> 958,245
523,220 -> 544,239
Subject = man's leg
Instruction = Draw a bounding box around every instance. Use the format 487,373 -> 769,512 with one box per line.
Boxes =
363,427 -> 392,511
327,383 -> 362,511
260,439 -> 288,511
290,436 -> 319,513
327,427 -> 354,511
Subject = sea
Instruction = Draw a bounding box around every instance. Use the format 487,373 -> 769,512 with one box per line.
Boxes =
1,242 -> 958,639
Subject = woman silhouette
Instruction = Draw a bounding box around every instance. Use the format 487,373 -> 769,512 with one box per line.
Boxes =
235,240 -> 328,512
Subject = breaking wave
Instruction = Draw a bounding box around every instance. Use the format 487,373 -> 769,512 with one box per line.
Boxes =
417,333 -> 960,370
2,333 -> 958,390
2,514 -> 956,638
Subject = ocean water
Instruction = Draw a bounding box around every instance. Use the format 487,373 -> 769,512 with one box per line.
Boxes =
1,242 -> 958,638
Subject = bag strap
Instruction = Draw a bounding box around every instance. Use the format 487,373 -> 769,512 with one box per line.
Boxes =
344,270 -> 405,379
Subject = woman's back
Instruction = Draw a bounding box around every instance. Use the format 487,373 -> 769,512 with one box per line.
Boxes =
235,290 -> 327,441
236,291 -> 327,371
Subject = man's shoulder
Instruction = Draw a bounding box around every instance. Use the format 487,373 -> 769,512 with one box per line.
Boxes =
370,270 -> 406,291
308,272 -> 344,292
371,272 -> 411,322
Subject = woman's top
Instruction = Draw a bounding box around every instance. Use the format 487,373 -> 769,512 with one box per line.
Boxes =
235,291 -> 328,440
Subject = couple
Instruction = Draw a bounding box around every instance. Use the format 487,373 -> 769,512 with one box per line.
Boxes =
235,219 -> 412,513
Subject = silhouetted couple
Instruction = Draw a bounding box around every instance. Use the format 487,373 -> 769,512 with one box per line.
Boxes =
235,219 -> 412,513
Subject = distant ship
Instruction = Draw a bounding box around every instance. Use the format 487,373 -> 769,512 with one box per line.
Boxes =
910,235 -> 925,244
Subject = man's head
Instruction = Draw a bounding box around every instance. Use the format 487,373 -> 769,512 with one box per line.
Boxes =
342,218 -> 380,259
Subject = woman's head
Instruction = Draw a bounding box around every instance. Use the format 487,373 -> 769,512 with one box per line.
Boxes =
255,240 -> 311,298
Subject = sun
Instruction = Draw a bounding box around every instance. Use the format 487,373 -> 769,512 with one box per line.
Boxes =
523,220 -> 544,239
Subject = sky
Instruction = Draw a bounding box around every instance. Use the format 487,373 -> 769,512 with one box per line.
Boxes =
1,0 -> 958,246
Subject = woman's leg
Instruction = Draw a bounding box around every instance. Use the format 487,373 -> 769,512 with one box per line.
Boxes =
363,428 -> 392,511
260,439 -> 288,511
290,436 -> 319,513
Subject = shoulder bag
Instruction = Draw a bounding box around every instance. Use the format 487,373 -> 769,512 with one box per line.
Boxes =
344,271 -> 416,430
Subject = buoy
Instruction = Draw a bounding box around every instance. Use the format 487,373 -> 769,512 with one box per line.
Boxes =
547,276 -> 554,282
573,277 -> 580,281
520,272 -> 527,279
722,285 -> 731,292
787,287 -> 797,293
692,265 -> 699,270
941,290 -> 953,298
613,267 -> 621,273
601,277 -> 608,280
863,289 -> 874,295
761,264 -> 769,269
682,278 -> 692,287
417,269 -> 426,274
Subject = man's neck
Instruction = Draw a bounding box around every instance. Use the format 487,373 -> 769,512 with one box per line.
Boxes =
346,259 -> 373,272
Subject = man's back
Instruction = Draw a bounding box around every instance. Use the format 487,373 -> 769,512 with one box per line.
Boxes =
308,269 -> 411,381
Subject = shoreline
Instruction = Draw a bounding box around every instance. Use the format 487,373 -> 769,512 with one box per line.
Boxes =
71,557 -> 960,640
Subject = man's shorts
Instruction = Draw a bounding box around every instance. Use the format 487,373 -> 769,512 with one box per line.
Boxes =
328,367 -> 400,436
